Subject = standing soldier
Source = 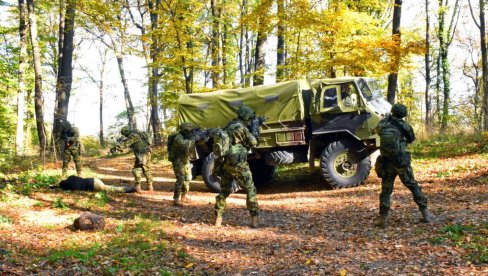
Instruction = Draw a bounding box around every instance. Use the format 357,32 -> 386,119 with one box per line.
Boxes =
112,126 -> 153,192
375,103 -> 435,228
214,105 -> 260,228
61,121 -> 82,177
169,122 -> 197,206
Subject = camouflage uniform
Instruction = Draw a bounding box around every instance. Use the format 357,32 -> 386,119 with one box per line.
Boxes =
171,123 -> 196,205
375,104 -> 434,228
61,122 -> 82,176
115,126 -> 153,192
214,106 -> 259,227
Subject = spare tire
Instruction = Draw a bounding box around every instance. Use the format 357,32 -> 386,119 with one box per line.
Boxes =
264,151 -> 294,166
201,153 -> 238,193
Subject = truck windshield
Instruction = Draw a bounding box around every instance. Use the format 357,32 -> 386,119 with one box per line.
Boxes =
357,79 -> 383,101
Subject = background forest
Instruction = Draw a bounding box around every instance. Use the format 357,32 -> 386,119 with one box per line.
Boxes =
0,0 -> 487,161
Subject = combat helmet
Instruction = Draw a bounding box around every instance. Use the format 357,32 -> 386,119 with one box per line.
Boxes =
236,105 -> 255,122
179,122 -> 196,133
121,126 -> 131,136
391,103 -> 408,118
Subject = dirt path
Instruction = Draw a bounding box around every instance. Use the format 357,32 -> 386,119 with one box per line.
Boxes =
0,154 -> 487,275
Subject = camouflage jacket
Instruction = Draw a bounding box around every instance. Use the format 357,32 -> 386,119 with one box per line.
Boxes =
61,126 -> 81,149
224,120 -> 257,166
117,131 -> 149,155
172,133 -> 195,163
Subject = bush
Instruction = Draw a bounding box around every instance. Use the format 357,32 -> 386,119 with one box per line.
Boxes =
81,136 -> 104,157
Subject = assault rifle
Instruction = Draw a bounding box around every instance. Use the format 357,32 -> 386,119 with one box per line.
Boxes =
192,128 -> 217,143
248,116 -> 267,138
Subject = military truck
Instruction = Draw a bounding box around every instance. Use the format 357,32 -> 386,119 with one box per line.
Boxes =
177,77 -> 391,192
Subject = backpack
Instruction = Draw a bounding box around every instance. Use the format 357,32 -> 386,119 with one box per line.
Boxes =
212,128 -> 230,158
379,118 -> 411,167
133,130 -> 151,146
379,122 -> 401,158
167,133 -> 178,162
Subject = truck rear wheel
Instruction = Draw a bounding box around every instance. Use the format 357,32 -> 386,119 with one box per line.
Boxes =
201,153 -> 238,193
320,140 -> 371,189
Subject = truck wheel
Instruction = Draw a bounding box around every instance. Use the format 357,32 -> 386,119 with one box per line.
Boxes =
320,140 -> 371,189
201,153 -> 238,193
264,151 -> 294,166
249,158 -> 276,186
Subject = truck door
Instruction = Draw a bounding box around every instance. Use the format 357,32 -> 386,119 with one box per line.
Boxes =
312,81 -> 369,136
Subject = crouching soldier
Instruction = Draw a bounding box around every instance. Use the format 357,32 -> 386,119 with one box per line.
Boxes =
112,126 -> 153,192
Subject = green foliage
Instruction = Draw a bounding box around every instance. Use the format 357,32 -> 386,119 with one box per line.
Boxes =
80,136 -> 103,157
431,222 -> 488,264
8,171 -> 61,196
411,132 -> 488,159
52,197 -> 68,209
47,243 -> 101,264
0,214 -> 12,224
94,191 -> 110,207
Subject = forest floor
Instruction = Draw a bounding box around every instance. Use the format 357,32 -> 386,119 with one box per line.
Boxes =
0,152 -> 487,275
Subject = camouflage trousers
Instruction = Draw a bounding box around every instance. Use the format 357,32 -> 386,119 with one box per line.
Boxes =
62,147 -> 81,176
379,161 -> 428,215
93,178 -> 126,193
172,161 -> 192,199
132,153 -> 153,189
214,162 -> 259,217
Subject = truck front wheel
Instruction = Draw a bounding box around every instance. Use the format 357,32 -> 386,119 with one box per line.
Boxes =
201,153 -> 238,193
320,140 -> 371,189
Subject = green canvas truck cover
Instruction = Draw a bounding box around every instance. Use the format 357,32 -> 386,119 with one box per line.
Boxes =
177,80 -> 313,128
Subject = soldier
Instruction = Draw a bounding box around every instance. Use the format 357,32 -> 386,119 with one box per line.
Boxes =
58,175 -> 136,193
169,122 -> 197,206
61,121 -> 82,177
112,126 -> 153,192
374,103 -> 435,228
214,105 -> 260,228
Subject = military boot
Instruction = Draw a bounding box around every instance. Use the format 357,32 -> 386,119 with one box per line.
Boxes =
173,198 -> 183,207
251,215 -> 259,228
214,214 -> 223,227
421,208 -> 435,223
374,214 -> 388,229
180,193 -> 190,203
134,184 -> 142,193
147,182 -> 154,192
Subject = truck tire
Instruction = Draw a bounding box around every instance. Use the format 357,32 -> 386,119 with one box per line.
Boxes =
201,153 -> 238,193
264,151 -> 294,166
320,140 -> 371,189
249,158 -> 276,186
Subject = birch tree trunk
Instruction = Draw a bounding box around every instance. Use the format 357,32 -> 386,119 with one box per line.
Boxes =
26,0 -> 47,157
16,0 -> 28,156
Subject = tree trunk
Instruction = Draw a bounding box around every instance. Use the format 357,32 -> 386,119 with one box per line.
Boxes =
116,53 -> 137,129
276,0 -> 285,81
480,0 -> 488,130
16,0 -> 28,156
253,30 -> 266,86
98,50 -> 109,147
211,0 -> 221,88
149,0 -> 162,145
424,0 -> 432,128
26,0 -> 47,156
387,0 -> 402,104
53,0 -> 76,152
